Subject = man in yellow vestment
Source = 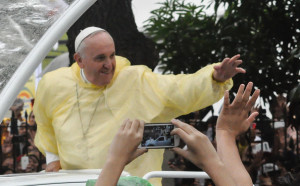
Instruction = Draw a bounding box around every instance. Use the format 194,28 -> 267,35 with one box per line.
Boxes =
34,27 -> 245,185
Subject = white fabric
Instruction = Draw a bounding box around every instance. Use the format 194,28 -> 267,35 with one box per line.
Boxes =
80,69 -> 91,84
74,27 -> 105,51
46,150 -> 60,165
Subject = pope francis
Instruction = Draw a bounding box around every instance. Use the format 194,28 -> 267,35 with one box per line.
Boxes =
34,26 -> 245,185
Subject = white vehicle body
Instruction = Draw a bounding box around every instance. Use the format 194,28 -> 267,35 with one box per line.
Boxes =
0,169 -> 209,185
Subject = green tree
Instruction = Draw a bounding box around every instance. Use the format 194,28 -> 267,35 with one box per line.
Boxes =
214,0 -> 300,103
145,0 -> 300,107
145,0 -> 220,74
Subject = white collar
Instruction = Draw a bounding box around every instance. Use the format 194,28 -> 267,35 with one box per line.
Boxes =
80,69 -> 91,84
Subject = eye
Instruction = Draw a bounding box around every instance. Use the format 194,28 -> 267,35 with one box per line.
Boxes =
95,55 -> 106,62
110,53 -> 115,59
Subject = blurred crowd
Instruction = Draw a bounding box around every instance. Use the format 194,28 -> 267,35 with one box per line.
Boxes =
0,98 -> 46,175
168,94 -> 300,186
1,93 -> 299,186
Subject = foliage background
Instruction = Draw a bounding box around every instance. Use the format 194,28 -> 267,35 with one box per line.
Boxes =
144,0 -> 300,111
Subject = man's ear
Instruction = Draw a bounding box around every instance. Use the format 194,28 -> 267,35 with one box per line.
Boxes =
74,53 -> 84,68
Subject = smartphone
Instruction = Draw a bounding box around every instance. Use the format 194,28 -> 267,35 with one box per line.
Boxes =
263,163 -> 279,173
274,121 -> 285,129
21,156 -> 29,170
252,141 -> 271,154
139,123 -> 180,149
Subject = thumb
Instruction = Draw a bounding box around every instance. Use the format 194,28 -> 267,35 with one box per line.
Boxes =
213,65 -> 220,71
128,148 -> 148,164
248,112 -> 259,123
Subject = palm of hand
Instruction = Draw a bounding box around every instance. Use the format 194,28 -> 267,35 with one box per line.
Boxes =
217,105 -> 251,136
213,54 -> 245,82
214,63 -> 237,81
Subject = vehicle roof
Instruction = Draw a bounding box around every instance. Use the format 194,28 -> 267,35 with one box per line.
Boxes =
0,169 -> 129,186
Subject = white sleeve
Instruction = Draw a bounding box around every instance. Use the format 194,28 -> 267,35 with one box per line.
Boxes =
45,150 -> 60,165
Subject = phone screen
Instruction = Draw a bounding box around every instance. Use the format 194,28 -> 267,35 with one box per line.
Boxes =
140,123 -> 177,148
21,156 -> 29,170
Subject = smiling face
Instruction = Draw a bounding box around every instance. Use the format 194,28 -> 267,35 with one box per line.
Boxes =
74,31 -> 116,86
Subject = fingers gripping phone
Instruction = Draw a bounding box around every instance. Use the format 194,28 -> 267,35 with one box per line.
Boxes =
139,123 -> 180,149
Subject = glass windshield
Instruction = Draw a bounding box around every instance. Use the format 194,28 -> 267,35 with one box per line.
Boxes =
0,0 -> 73,94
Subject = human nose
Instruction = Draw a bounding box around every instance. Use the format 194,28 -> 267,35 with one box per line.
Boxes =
103,58 -> 112,69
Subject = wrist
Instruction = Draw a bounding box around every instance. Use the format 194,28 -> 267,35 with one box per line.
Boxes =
203,159 -> 236,185
201,157 -> 224,173
98,157 -> 126,186
103,158 -> 126,173
106,156 -> 127,168
212,71 -> 223,82
216,129 -> 238,140
216,130 -> 237,149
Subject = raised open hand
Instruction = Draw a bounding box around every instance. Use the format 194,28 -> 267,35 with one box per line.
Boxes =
213,54 -> 246,82
216,82 -> 260,137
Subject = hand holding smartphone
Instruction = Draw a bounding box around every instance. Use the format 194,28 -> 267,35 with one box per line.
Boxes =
138,123 -> 180,149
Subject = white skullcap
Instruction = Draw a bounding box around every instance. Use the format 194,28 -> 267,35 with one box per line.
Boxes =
74,26 -> 105,51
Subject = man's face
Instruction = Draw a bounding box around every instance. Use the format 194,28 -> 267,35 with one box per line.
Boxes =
19,123 -> 27,136
75,32 -> 116,86
29,112 -> 36,126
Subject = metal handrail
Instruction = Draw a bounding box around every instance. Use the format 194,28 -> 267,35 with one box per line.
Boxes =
142,171 -> 210,180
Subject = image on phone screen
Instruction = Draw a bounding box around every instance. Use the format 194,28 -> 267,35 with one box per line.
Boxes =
140,123 -> 179,148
